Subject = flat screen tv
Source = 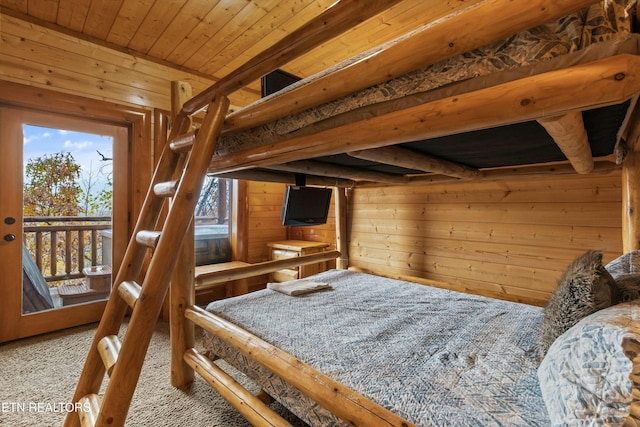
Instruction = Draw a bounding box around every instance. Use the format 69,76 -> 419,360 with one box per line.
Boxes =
281,186 -> 332,227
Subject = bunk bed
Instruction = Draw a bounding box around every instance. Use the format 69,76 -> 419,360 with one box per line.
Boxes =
178,0 -> 640,426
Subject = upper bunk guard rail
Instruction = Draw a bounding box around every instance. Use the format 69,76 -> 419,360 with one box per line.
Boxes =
221,0 -> 607,134
64,91 -> 230,426
209,54 -> 640,175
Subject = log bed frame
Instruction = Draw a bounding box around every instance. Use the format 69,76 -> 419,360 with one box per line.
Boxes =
165,0 -> 640,425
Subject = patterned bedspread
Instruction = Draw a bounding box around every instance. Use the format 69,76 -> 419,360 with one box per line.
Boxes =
203,270 -> 549,426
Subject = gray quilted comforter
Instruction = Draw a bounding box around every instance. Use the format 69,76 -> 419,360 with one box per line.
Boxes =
203,269 -> 549,426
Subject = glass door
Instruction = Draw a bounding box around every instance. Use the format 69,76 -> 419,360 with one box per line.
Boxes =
0,106 -> 129,342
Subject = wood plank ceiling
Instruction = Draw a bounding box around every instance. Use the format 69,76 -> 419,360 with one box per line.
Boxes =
0,0 -> 466,108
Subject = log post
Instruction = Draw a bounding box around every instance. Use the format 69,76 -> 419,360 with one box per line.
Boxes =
231,180 -> 249,262
169,81 -> 196,387
335,187 -> 349,269
622,149 -> 640,252
621,100 -> 640,253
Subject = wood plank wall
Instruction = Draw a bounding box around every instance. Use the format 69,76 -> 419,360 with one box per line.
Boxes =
244,182 -> 339,265
0,13 -> 255,111
244,181 -> 287,291
348,172 -> 624,305
246,181 -> 288,263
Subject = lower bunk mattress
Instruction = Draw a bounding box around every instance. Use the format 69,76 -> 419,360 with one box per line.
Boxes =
202,269 -> 549,426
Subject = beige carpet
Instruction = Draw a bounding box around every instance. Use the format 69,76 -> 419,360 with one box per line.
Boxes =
0,321 -> 307,426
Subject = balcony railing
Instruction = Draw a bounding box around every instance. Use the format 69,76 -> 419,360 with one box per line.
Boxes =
23,216 -> 112,284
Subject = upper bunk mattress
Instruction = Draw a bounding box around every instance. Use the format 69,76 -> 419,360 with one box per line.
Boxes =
203,269 -> 548,426
216,0 -> 637,157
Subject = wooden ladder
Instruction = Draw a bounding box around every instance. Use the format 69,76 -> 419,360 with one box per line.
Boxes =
63,93 -> 229,427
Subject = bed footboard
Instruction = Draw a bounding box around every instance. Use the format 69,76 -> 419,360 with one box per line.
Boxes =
183,348 -> 293,427
185,305 -> 416,427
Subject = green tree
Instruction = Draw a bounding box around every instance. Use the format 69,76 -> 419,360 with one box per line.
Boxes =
24,152 -> 82,217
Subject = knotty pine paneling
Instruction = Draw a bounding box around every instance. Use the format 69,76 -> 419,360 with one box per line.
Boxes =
348,172 -> 624,305
244,180 -> 286,292
0,13 -> 257,110
246,181 -> 287,264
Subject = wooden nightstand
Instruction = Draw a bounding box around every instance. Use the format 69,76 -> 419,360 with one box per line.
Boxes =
267,240 -> 330,282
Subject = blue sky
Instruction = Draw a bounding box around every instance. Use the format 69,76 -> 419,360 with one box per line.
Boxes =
22,125 -> 113,193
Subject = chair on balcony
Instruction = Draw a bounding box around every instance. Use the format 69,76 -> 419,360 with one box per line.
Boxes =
22,244 -> 54,313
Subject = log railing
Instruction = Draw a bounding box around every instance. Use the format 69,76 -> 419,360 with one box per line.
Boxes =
22,216 -> 112,283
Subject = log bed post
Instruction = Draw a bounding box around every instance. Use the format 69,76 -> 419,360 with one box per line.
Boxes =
623,146 -> 640,252
622,102 -> 640,252
169,81 -> 196,388
334,187 -> 349,269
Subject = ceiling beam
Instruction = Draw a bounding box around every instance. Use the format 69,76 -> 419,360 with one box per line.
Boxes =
212,169 -> 356,187
354,158 -> 619,187
537,112 -> 593,174
269,160 -> 408,185
348,146 -> 481,179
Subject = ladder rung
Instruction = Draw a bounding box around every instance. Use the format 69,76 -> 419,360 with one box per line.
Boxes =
136,230 -> 161,249
169,130 -> 198,153
118,280 -> 141,309
97,335 -> 121,376
153,180 -> 179,198
78,393 -> 101,427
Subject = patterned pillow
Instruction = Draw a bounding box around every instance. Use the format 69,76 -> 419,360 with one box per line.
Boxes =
538,301 -> 640,425
606,250 -> 640,279
536,251 -> 617,360
615,274 -> 640,303
606,251 -> 640,303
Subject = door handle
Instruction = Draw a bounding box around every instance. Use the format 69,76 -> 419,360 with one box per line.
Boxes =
4,234 -> 16,242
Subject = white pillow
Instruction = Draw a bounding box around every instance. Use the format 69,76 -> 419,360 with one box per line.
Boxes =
538,300 -> 640,425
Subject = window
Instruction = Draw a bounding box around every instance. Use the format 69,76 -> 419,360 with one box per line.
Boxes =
194,175 -> 232,266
